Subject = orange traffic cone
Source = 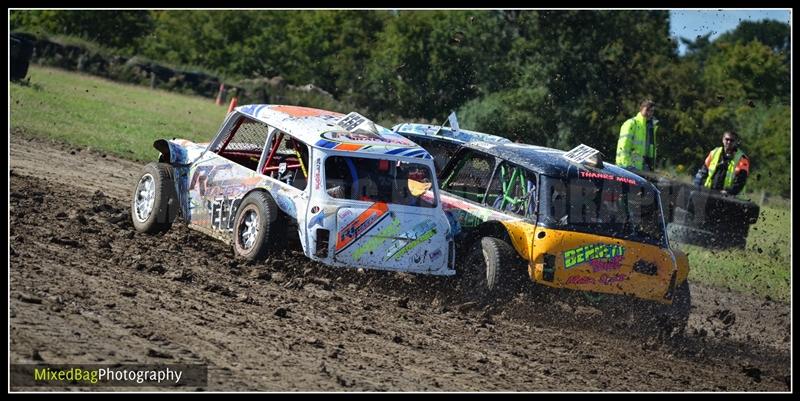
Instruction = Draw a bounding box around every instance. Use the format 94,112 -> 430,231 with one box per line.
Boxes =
227,97 -> 238,113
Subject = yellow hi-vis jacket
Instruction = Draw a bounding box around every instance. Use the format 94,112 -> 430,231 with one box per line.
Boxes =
616,112 -> 657,170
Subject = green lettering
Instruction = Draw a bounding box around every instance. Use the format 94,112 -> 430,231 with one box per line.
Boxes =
34,368 -> 47,381
596,245 -> 607,259
564,250 -> 575,268
585,245 -> 596,261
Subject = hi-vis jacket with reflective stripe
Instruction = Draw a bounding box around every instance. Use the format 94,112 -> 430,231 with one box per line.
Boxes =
616,112 -> 657,170
704,147 -> 748,190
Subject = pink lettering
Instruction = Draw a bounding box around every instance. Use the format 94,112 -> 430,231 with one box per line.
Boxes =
566,275 -> 595,285
580,170 -> 637,186
599,273 -> 626,285
590,255 -> 624,272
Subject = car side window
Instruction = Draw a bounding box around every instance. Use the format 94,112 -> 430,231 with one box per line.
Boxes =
215,117 -> 270,171
411,136 -> 459,174
441,151 -> 495,203
485,161 -> 536,217
262,132 -> 309,190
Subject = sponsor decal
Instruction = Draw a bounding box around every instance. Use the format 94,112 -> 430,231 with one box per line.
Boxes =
335,202 -> 390,254
385,220 -> 437,261
352,217 -> 401,261
566,275 -> 595,285
429,248 -> 443,262
337,208 -> 355,225
313,158 -> 322,190
590,255 -> 624,272
599,273 -> 626,285
563,243 -> 625,270
579,170 -> 636,186
321,131 -> 413,147
565,273 -> 627,286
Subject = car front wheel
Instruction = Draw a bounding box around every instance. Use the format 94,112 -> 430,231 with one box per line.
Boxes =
462,236 -> 519,302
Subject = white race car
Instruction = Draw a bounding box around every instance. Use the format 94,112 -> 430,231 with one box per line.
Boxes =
131,104 -> 455,275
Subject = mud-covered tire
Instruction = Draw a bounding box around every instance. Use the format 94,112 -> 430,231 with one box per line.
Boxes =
131,162 -> 178,233
232,191 -> 280,261
634,281 -> 692,338
667,281 -> 692,334
462,237 -> 519,302
657,281 -> 692,337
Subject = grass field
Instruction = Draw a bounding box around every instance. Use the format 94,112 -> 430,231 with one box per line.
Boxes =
11,65 -> 792,302
676,205 -> 791,302
10,66 -> 226,161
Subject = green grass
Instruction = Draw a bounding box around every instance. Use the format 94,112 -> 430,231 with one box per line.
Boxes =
677,204 -> 791,302
11,65 -> 227,161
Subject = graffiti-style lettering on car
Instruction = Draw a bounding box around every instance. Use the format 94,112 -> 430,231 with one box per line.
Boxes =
563,243 -> 625,270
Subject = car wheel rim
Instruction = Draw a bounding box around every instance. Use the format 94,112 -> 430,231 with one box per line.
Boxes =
239,209 -> 259,250
134,174 -> 156,222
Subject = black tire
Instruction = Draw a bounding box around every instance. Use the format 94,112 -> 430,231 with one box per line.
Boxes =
461,237 -> 519,302
232,191 -> 281,261
131,162 -> 178,233
632,281 -> 691,338
659,281 -> 692,337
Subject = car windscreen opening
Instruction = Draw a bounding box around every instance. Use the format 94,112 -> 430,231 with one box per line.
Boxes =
538,174 -> 666,247
324,156 -> 436,208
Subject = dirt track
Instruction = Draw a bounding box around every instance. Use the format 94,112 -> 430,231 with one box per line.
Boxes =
9,134 -> 792,391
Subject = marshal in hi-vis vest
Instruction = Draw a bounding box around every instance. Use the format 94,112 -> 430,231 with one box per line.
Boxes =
616,112 -> 657,170
704,147 -> 746,191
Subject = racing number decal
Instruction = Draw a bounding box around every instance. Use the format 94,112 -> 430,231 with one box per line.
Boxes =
337,112 -> 368,132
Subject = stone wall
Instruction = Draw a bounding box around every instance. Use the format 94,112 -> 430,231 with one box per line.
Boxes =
13,32 -> 339,109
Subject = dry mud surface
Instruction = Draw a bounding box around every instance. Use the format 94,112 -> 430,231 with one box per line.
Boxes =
9,135 -> 791,391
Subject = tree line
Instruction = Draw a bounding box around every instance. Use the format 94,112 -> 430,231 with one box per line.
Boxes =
11,10 -> 790,197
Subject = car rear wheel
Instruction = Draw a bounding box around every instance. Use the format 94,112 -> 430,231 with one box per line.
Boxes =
232,191 -> 281,261
635,281 -> 692,338
131,162 -> 177,233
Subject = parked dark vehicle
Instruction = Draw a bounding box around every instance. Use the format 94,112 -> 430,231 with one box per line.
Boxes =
636,171 -> 759,249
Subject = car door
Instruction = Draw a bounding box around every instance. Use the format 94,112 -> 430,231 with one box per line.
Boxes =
187,115 -> 270,233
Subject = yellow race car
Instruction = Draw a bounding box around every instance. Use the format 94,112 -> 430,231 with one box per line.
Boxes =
432,140 -> 690,331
